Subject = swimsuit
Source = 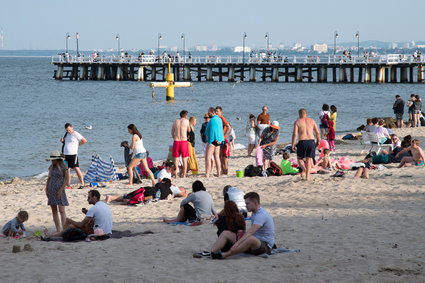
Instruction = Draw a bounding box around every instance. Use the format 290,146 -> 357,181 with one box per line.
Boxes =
297,140 -> 316,159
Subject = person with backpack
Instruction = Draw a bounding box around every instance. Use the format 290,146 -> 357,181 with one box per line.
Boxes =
319,104 -> 330,139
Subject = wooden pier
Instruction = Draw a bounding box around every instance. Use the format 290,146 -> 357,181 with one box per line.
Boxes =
52,54 -> 424,83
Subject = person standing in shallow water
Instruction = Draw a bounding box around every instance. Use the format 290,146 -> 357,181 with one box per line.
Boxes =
329,105 -> 337,131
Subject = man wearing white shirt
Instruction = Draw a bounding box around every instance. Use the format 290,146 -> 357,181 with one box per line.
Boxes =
60,123 -> 87,189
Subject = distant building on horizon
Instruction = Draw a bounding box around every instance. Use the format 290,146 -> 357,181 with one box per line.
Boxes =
312,43 -> 328,53
389,42 -> 398,49
234,46 -> 252,53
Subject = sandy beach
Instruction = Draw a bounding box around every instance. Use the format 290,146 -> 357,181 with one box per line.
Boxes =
1,126 -> 424,282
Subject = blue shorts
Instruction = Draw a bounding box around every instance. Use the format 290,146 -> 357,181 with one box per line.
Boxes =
133,152 -> 147,159
297,140 -> 316,159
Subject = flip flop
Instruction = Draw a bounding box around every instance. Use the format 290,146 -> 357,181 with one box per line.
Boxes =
65,186 -> 73,190
77,186 -> 85,190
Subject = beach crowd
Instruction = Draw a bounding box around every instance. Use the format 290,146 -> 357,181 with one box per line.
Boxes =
3,95 -> 424,260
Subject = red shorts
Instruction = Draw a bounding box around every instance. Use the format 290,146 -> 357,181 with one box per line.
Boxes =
173,141 -> 189,158
221,140 -> 231,157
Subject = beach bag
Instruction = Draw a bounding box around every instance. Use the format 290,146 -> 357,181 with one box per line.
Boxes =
244,165 -> 263,177
256,147 -> 264,166
62,228 -> 87,242
127,187 -> 145,205
267,161 -> 282,176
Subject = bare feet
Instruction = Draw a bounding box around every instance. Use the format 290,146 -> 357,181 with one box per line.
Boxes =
163,218 -> 175,223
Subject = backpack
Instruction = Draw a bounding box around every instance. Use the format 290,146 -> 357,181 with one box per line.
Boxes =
127,187 -> 145,205
268,161 -> 282,176
321,113 -> 329,126
62,228 -> 87,242
244,165 -> 263,177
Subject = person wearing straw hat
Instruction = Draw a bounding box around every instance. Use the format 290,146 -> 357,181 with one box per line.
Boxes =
257,121 -> 280,170
45,150 -> 69,234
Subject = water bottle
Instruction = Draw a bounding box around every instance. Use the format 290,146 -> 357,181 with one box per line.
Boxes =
155,189 -> 161,201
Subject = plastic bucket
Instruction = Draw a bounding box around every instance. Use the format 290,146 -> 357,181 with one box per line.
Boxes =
236,170 -> 244,178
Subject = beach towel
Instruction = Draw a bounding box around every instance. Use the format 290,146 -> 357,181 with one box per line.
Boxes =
40,230 -> 153,242
84,154 -> 118,183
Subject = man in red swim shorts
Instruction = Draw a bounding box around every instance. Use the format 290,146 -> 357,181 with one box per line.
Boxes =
172,110 -> 190,178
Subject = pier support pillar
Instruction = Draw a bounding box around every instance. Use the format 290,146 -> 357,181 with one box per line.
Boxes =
97,66 -> 104,80
377,67 -> 385,83
409,67 -> 414,83
116,66 -> 122,80
184,66 -> 191,81
390,67 -> 397,83
358,67 -> 363,83
339,68 -> 347,82
385,68 -> 389,83
249,67 -> 256,82
152,68 -> 157,81
206,67 -> 213,81
285,67 -> 289,82
400,67 -> 408,83
308,68 -> 312,82
332,67 -> 337,82
138,66 -> 145,81
272,67 -> 279,82
365,67 -> 371,83
418,65 -> 424,83
79,66 -> 87,80
228,67 -> 235,82
323,67 -> 328,82
350,67 -> 354,83
295,67 -> 303,82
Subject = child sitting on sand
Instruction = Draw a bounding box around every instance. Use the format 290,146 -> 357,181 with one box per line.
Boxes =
2,211 -> 28,237
396,139 -> 425,167
280,152 -> 299,175
316,149 -> 342,170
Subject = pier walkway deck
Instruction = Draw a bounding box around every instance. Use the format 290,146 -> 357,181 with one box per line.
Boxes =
52,54 -> 424,83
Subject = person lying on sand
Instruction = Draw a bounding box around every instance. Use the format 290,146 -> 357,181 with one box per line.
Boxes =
396,139 -> 425,168
105,178 -> 187,204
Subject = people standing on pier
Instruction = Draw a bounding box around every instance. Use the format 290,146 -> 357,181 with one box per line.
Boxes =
60,123 -> 87,189
205,107 -> 224,177
126,124 -> 156,186
292,109 -> 320,181
319,104 -> 330,139
257,106 -> 270,137
330,105 -> 337,131
246,114 -> 257,156
187,116 -> 199,175
392,95 -> 405,128
171,110 -> 190,178
216,106 -> 231,175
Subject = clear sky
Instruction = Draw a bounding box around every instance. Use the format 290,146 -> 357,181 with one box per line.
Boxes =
1,0 -> 424,50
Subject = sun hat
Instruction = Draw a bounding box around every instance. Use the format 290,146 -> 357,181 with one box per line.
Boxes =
46,150 -> 65,161
270,121 -> 280,130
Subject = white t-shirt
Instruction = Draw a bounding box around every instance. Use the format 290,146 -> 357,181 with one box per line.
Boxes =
157,168 -> 171,181
86,201 -> 113,234
226,187 -> 247,213
170,185 -> 181,196
63,131 -> 84,155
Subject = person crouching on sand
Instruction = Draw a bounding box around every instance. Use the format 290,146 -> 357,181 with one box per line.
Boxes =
2,211 -> 28,237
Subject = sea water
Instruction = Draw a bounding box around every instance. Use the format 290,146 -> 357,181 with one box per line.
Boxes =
0,57 -> 423,179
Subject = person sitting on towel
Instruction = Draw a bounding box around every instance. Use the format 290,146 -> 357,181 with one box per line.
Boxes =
210,192 -> 275,259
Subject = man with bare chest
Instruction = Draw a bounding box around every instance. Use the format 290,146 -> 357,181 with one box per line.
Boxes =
172,110 -> 190,178
292,108 -> 320,181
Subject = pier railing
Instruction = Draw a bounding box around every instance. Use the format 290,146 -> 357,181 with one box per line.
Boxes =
52,54 -> 424,65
